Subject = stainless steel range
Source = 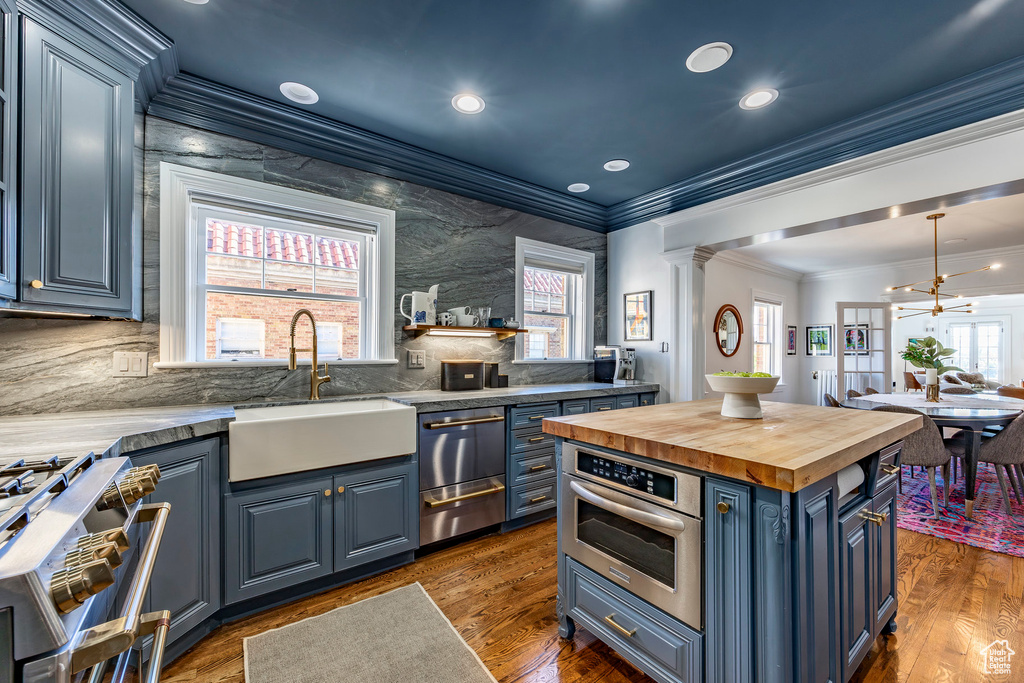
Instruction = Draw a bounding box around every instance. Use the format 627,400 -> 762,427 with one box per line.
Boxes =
0,453 -> 171,682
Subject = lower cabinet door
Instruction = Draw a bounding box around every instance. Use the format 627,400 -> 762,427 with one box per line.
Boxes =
616,394 -> 639,410
334,461 -> 417,572
133,439 -> 220,652
224,477 -> 333,604
639,393 -> 657,407
591,397 -> 616,413
840,500 -> 874,680
873,482 -> 898,634
509,477 -> 557,519
561,399 -> 590,415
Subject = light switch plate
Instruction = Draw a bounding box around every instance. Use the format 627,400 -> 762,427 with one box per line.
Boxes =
407,349 -> 426,369
112,351 -> 149,377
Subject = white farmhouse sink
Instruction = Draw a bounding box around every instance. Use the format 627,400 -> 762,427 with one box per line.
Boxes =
228,399 -> 417,481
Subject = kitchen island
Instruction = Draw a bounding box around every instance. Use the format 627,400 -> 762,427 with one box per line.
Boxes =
543,399 -> 921,683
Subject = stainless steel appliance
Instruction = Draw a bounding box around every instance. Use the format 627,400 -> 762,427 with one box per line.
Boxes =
593,346 -> 618,383
560,443 -> 704,629
419,408 -> 506,544
0,453 -> 171,682
613,347 -> 638,385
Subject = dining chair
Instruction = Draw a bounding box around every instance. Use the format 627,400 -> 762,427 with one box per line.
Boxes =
941,386 -> 976,395
847,389 -> 863,399
823,393 -> 841,407
871,405 -> 956,518
997,386 -> 1024,400
948,413 -> 1024,517
904,372 -> 923,392
864,387 -> 879,395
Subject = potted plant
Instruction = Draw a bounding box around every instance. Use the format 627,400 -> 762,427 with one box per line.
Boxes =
900,337 -> 961,401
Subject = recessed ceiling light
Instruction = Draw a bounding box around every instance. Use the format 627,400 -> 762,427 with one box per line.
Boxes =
603,159 -> 630,172
686,42 -> 733,73
451,93 -> 485,114
944,238 -> 967,245
567,183 -> 590,193
280,82 -> 319,105
739,88 -> 779,110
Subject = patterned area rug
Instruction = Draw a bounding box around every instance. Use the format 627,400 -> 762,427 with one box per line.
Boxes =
897,462 -> 1024,557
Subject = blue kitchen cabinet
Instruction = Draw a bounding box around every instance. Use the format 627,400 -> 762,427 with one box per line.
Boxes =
18,17 -> 139,317
561,399 -> 591,415
590,397 -> 616,413
507,402 -> 558,521
705,477 -> 753,683
616,394 -> 639,409
839,500 -> 874,680
0,0 -> 15,302
639,393 -> 657,407
334,461 -> 417,571
131,439 -> 220,653
873,483 -> 898,635
224,476 -> 334,604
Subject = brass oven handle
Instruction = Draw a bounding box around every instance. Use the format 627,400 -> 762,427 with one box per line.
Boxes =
604,614 -> 636,638
424,484 -> 505,508
569,479 -> 687,532
72,503 -> 172,674
424,416 -> 505,429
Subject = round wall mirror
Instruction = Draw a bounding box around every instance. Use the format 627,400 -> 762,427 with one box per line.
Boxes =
714,304 -> 743,357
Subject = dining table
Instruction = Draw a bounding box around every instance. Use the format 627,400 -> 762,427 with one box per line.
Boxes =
842,392 -> 1024,520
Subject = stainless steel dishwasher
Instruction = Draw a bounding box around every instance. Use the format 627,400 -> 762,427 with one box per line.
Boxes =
419,407 -> 506,545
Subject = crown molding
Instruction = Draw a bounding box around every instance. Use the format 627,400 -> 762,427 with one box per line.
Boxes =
710,250 -> 802,282
148,74 -> 608,233
17,0 -> 177,107
799,244 -> 1024,283
662,245 -> 716,266
618,55 -> 1024,233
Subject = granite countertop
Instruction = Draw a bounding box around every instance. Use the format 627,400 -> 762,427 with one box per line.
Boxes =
0,382 -> 659,464
543,398 -> 920,492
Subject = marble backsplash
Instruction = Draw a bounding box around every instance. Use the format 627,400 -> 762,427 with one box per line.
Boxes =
0,117 -> 606,416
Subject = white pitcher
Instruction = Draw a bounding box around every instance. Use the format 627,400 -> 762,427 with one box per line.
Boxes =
400,285 -> 439,325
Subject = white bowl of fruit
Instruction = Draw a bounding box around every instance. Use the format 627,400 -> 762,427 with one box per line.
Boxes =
705,372 -> 781,419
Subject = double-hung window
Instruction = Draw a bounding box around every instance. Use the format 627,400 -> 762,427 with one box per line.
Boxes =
515,238 -> 594,361
159,163 -> 396,366
752,297 -> 783,376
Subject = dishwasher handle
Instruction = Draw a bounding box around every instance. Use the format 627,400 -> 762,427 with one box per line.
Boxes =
424,415 -> 505,429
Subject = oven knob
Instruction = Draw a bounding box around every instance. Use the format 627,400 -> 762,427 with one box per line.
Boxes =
95,466 -> 161,510
51,559 -> 116,614
63,541 -> 125,570
78,528 -> 130,555
625,474 -> 639,487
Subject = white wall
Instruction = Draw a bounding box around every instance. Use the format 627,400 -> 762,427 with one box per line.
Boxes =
607,221 -> 673,400
705,255 -> 802,403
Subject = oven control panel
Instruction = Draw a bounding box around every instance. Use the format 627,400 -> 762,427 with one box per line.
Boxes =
577,451 -> 675,502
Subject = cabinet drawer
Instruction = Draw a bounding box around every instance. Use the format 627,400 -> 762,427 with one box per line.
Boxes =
509,478 -> 557,519
591,397 -> 617,413
639,393 -> 657,407
561,399 -> 591,416
565,558 -> 703,683
509,402 -> 560,428
509,450 -> 557,485
874,443 -> 902,494
510,425 -> 556,454
616,394 -> 639,410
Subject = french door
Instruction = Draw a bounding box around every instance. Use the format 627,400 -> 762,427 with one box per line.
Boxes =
836,302 -> 891,400
944,319 -> 1006,383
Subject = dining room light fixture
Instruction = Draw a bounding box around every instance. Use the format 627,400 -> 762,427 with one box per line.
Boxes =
887,213 -> 1000,319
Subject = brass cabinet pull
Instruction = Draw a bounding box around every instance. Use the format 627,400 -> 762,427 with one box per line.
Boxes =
604,614 -> 636,638
30,279 -> 43,289
530,495 -> 548,503
858,510 -> 887,527
528,436 -> 545,443
424,416 -> 505,429
528,415 -> 544,421
881,464 -> 901,476
528,464 -> 549,472
324,489 -> 331,497
337,486 -> 345,494
716,501 -> 730,514
597,406 -> 612,411
425,484 -> 506,508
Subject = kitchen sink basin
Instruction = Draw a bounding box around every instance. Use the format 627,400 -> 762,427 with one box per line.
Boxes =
228,399 -> 417,481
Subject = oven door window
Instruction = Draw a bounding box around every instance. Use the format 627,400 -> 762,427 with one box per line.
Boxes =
576,499 -> 676,589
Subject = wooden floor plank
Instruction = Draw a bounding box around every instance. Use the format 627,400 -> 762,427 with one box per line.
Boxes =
163,520 -> 1024,683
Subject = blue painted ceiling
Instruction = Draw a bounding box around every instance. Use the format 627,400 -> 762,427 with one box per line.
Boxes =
124,0 -> 1024,207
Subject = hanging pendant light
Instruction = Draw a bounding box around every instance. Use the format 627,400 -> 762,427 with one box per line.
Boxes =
887,213 -> 1000,319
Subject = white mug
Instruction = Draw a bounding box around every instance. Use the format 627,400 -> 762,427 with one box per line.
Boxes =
438,312 -> 456,326
457,314 -> 480,327
448,306 -> 472,317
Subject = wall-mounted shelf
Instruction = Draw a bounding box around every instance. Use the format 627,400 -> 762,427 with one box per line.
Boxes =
402,325 -> 529,341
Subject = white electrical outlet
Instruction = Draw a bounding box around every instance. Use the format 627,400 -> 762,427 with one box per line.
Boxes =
112,351 -> 149,377
407,349 -> 426,369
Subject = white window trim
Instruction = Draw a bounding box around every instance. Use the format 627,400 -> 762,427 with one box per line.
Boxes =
750,289 -> 786,387
514,237 -> 595,363
157,162 -> 397,368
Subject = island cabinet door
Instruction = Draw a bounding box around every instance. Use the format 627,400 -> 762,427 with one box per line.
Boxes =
223,477 -> 334,605
872,482 -> 898,634
839,500 -> 874,680
793,478 -> 841,683
705,478 -> 753,683
333,461 -> 418,572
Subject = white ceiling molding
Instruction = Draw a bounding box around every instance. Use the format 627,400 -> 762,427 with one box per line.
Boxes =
710,250 -> 802,282
799,244 -> 1024,283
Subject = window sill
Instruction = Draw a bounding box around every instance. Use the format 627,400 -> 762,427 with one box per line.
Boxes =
154,359 -> 400,369
512,359 -> 594,365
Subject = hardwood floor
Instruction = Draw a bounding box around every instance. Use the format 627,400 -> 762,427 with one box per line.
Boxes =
163,519 -> 1024,682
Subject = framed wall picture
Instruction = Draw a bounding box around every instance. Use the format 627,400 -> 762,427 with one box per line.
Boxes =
787,325 -> 797,356
624,290 -> 653,341
844,324 -> 870,355
806,324 -> 834,357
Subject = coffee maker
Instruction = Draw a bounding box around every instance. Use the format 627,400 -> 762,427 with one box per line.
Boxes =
594,346 -> 639,384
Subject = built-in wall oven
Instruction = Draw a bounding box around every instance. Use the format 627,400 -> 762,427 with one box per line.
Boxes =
560,443 -> 704,630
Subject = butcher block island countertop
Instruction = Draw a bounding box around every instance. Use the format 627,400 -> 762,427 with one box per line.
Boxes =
542,398 -> 922,492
